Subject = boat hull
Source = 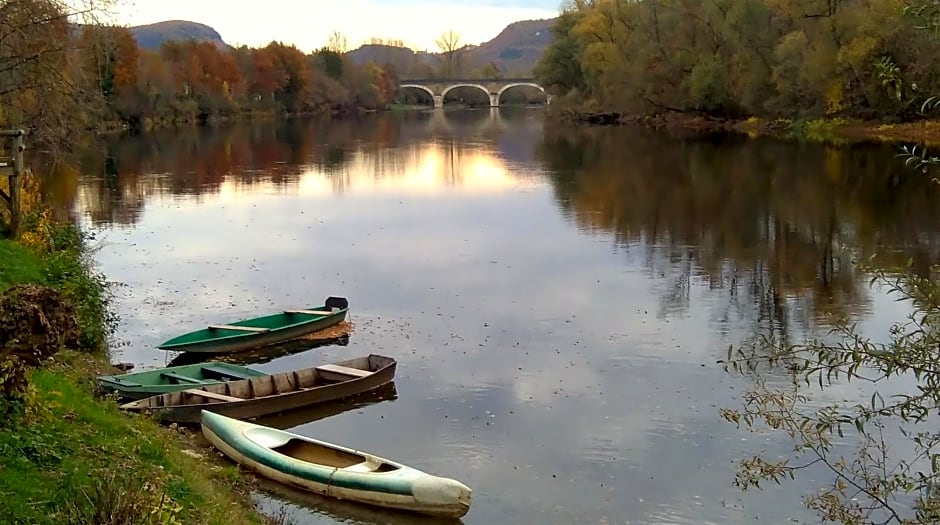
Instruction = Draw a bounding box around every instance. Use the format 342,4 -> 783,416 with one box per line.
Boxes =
201,411 -> 471,518
159,309 -> 347,354
97,362 -> 266,400
121,355 -> 396,425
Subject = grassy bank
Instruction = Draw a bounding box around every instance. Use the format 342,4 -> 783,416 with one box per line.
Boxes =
0,227 -> 269,523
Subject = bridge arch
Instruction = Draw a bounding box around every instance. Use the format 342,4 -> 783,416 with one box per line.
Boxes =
440,84 -> 491,106
497,83 -> 548,104
398,84 -> 436,104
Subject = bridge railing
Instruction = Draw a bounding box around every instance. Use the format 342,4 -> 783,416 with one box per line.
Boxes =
399,78 -> 537,84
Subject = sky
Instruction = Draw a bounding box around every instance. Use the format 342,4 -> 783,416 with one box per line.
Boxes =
106,0 -> 560,53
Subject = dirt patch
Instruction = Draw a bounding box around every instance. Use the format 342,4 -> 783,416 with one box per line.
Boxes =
0,284 -> 79,397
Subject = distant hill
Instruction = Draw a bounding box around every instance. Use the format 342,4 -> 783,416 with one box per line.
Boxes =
346,44 -> 438,77
126,17 -> 557,75
348,17 -> 558,77
129,20 -> 227,50
466,18 -> 555,75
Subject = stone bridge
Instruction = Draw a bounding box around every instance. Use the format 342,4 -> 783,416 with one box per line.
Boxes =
398,78 -> 550,108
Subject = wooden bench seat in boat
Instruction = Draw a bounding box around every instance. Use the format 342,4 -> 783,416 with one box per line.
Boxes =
315,364 -> 371,378
201,365 -> 255,380
183,389 -> 242,402
283,309 -> 333,315
208,324 -> 270,332
161,372 -> 206,384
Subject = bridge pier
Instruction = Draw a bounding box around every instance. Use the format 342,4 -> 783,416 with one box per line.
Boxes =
489,94 -> 499,108
433,95 -> 444,109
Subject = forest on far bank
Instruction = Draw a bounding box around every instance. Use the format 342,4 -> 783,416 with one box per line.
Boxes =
535,0 -> 940,121
0,0 -> 412,151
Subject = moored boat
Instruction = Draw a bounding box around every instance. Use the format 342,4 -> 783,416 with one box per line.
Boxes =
120,354 -> 396,424
157,296 -> 349,354
97,361 -> 266,400
201,410 -> 472,518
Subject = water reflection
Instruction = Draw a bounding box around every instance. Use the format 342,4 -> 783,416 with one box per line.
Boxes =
254,478 -> 463,525
167,324 -> 352,367
66,110 -> 545,227
254,382 -> 398,430
537,127 -> 940,336
70,111 -> 940,524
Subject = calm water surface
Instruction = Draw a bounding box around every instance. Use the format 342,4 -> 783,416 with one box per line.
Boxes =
62,109 -> 940,524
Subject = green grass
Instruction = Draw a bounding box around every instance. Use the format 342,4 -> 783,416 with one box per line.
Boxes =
0,222 -> 271,524
0,238 -> 45,291
0,352 -> 266,525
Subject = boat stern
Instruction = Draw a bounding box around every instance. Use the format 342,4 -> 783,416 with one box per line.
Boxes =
411,475 -> 472,518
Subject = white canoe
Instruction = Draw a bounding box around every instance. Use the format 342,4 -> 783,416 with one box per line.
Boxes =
201,410 -> 472,518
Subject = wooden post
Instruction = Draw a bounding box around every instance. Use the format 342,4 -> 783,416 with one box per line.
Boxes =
0,129 -> 26,237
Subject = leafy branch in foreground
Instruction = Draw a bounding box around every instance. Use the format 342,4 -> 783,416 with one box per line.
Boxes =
720,264 -> 940,523
898,145 -> 940,175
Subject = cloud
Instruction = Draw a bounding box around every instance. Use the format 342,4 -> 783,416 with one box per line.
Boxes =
109,0 -> 559,52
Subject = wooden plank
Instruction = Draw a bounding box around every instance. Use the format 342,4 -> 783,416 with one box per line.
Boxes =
183,389 -> 242,402
208,324 -> 270,332
0,187 -> 9,205
315,364 -> 371,378
284,309 -> 333,315
8,132 -> 24,236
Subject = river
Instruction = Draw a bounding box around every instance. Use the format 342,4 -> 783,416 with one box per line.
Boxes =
58,108 -> 940,524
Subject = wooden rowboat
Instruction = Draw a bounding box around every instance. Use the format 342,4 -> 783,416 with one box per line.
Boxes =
201,410 -> 472,518
97,361 -> 266,400
157,296 -> 349,354
120,354 -> 395,424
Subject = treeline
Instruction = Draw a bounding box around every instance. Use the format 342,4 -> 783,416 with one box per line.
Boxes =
535,0 -> 940,120
0,0 -> 398,151
88,28 -> 398,126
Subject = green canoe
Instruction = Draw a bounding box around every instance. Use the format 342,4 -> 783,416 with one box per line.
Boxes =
201,410 -> 472,518
157,296 -> 349,354
98,362 -> 266,400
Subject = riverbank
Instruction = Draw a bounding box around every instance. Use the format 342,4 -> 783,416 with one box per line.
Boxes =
559,108 -> 940,145
101,103 -> 370,134
0,230 -> 270,524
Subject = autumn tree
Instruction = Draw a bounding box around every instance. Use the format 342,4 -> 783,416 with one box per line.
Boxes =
327,31 -> 348,54
136,49 -> 175,117
78,25 -> 140,119
537,0 -> 940,120
265,42 -> 313,112
0,0 -> 115,150
435,30 -> 465,78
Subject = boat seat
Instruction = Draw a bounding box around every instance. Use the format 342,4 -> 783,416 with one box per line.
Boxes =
342,461 -> 375,473
201,365 -> 253,380
161,372 -> 206,384
315,364 -> 371,378
183,389 -> 242,402
283,309 -> 333,315
208,324 -> 270,332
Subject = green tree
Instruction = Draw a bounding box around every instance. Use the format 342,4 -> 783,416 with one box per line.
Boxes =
534,10 -> 586,95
